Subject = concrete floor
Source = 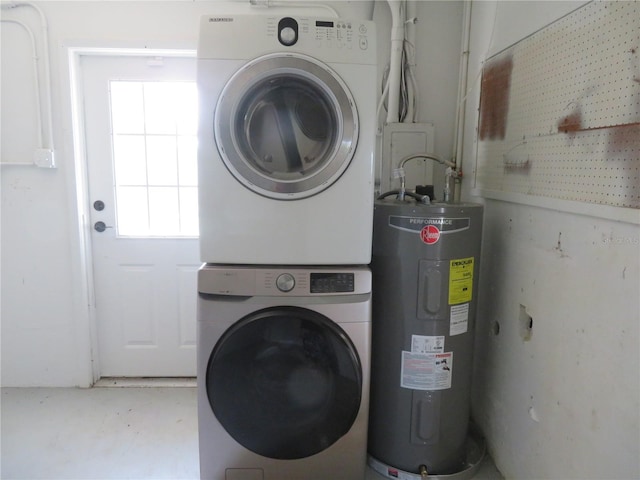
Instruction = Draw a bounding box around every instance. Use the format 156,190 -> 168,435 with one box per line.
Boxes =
1,385 -> 502,480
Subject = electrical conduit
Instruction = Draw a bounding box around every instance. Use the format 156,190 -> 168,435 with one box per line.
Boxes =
386,0 -> 404,123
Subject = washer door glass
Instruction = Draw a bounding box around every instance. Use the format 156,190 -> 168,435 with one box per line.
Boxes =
206,306 -> 362,459
214,53 -> 358,200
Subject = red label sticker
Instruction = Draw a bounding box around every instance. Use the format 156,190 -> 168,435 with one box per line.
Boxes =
421,225 -> 440,244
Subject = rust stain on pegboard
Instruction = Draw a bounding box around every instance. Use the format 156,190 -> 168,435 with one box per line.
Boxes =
558,108 -> 583,133
479,54 -> 514,141
605,123 -> 640,154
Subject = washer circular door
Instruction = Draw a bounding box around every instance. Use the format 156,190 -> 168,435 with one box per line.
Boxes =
206,306 -> 363,459
214,53 -> 359,200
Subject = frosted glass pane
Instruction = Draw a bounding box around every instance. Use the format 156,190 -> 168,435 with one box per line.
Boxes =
146,136 -> 177,185
177,136 -> 198,186
111,82 -> 144,134
113,134 -> 147,186
144,83 -> 177,134
149,187 -> 179,235
116,186 -> 149,236
179,187 -> 199,236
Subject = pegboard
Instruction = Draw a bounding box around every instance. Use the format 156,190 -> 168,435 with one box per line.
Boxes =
475,0 -> 639,210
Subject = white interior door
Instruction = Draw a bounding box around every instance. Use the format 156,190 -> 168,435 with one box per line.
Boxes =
81,53 -> 200,377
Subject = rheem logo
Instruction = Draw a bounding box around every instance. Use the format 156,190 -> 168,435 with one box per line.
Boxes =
420,225 -> 440,244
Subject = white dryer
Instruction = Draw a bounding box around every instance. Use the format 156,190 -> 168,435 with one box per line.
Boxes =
197,265 -> 371,480
197,14 -> 376,265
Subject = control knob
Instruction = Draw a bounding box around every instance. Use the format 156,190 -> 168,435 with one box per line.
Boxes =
279,26 -> 296,46
276,273 -> 296,292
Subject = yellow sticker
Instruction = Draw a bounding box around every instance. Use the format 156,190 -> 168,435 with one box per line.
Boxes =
449,257 -> 474,305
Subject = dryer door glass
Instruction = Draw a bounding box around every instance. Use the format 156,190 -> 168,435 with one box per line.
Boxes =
214,54 -> 358,200
206,306 -> 362,460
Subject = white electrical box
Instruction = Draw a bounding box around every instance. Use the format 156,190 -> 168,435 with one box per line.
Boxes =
380,122 -> 435,194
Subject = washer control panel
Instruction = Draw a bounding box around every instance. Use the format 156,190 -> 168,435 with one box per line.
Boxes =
198,266 -> 370,296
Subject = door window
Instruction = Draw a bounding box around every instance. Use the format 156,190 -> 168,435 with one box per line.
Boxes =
206,306 -> 362,459
110,81 -> 198,237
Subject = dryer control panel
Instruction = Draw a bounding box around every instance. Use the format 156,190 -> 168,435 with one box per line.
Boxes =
198,265 -> 371,297
271,16 -> 371,52
198,14 -> 376,65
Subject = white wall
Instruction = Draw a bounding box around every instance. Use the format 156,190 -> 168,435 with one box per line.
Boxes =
460,2 -> 640,478
0,0 -> 463,386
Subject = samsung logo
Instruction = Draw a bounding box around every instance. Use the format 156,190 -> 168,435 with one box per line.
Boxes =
209,17 -> 233,22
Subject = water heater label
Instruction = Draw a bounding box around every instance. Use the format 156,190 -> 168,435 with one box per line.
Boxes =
449,257 -> 474,304
400,351 -> 453,390
450,303 -> 469,335
411,335 -> 445,353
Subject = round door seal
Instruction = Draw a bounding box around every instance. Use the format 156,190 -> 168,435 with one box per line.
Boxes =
214,53 -> 359,200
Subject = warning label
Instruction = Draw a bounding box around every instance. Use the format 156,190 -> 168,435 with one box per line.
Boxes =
400,351 -> 453,390
449,257 -> 474,305
411,335 -> 445,353
450,303 -> 469,336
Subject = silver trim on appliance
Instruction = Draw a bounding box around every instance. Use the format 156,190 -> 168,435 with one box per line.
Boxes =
213,53 -> 358,200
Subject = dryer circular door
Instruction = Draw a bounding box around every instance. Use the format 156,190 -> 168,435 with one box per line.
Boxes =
206,306 -> 362,459
214,53 -> 358,200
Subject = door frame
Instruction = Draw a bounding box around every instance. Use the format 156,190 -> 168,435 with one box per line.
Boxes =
66,46 -> 196,386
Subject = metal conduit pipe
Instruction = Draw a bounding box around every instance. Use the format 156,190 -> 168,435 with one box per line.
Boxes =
0,19 -> 43,153
386,0 -> 404,123
1,1 -> 55,167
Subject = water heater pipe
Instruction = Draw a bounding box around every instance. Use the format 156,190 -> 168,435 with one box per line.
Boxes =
395,153 -> 457,202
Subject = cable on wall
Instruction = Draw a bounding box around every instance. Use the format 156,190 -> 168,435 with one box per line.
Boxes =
1,1 -> 55,168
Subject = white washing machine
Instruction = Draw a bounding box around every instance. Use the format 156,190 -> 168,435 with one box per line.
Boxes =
197,265 -> 371,480
197,14 -> 377,265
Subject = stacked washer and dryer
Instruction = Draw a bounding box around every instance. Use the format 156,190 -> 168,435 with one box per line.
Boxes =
196,13 -> 377,480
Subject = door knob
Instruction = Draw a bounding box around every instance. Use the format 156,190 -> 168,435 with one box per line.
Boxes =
94,221 -> 112,232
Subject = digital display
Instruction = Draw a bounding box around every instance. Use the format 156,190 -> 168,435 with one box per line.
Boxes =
316,21 -> 334,28
310,273 -> 354,293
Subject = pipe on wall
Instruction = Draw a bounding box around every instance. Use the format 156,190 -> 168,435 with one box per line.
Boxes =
1,1 -> 55,167
386,0 -> 404,123
451,0 -> 473,201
